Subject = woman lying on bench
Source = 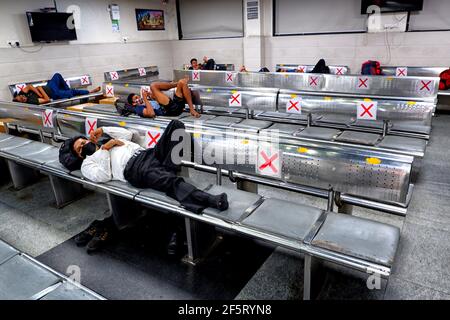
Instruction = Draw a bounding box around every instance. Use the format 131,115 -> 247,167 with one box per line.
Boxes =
59,120 -> 228,253
13,73 -> 101,105
126,77 -> 200,118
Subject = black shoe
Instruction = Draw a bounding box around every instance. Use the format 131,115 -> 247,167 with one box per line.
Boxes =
212,193 -> 229,211
86,229 -> 113,254
74,221 -> 102,247
167,232 -> 178,256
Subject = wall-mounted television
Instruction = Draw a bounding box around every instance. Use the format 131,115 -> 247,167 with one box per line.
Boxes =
361,0 -> 424,14
26,12 -> 77,42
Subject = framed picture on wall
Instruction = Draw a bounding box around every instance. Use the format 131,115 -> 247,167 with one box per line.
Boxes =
135,9 -> 165,31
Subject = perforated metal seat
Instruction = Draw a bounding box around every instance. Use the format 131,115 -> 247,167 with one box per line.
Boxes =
83,104 -> 116,115
205,116 -> 243,127
231,119 -> 272,131
316,114 -> 354,125
0,134 -> 13,143
104,180 -> 143,199
334,131 -> 381,146
30,147 -> 60,165
40,282 -> 100,300
0,136 -> 33,151
202,185 -> 262,222
391,121 -> 431,135
2,141 -> 53,159
42,160 -> 71,174
311,213 -> 400,267
261,123 -> 304,136
241,199 -> 323,240
351,119 -> 386,130
0,240 -> 18,265
295,127 -> 341,140
182,114 -> 217,123
377,136 -> 427,154
0,255 -> 60,300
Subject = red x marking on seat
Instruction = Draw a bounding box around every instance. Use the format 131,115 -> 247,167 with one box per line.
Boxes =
420,80 -> 432,92
336,68 -> 343,75
298,66 -> 305,73
397,69 -> 406,76
309,77 -> 318,86
193,72 -> 199,80
288,100 -> 299,111
358,78 -> 368,88
81,76 -> 89,84
111,72 -> 118,80
16,84 -> 26,91
87,120 -> 97,135
106,87 -> 114,95
44,112 -> 52,126
259,151 -> 278,174
360,103 -> 374,118
226,73 -> 233,82
147,132 -> 161,147
230,94 -> 240,104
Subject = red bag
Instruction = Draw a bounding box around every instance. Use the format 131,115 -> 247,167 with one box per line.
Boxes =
439,69 -> 450,90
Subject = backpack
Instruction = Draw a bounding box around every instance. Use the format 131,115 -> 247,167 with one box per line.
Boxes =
114,99 -> 135,117
439,69 -> 450,90
361,60 -> 382,75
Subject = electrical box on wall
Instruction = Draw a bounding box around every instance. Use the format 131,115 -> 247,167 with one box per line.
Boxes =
109,4 -> 120,20
368,12 -> 408,33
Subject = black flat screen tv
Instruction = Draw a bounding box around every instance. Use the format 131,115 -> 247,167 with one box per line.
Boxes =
361,0 -> 424,14
26,12 -> 77,42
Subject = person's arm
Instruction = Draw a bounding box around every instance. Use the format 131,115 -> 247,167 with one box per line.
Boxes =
23,85 -> 43,98
101,127 -> 134,141
37,97 -> 51,104
142,93 -> 156,118
81,149 -> 112,183
37,86 -> 50,101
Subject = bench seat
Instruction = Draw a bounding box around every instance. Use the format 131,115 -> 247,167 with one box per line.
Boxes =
202,185 -> 262,223
242,198 -> 324,240
0,241 -> 18,265
311,213 -> 400,267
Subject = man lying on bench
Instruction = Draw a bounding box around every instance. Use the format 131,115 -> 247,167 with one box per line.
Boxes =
127,77 -> 200,118
59,120 -> 228,253
13,73 -> 101,105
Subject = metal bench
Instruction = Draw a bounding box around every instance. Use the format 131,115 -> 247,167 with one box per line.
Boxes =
9,75 -> 102,108
0,133 -> 400,300
0,102 -> 419,215
276,64 -> 350,75
104,66 -> 160,83
0,239 -> 104,300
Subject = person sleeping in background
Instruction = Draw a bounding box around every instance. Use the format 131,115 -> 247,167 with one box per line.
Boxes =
13,73 -> 101,105
126,77 -> 200,118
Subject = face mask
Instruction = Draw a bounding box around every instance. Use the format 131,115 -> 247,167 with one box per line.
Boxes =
81,142 -> 97,158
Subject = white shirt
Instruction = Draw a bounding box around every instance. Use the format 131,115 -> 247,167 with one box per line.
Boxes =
81,127 -> 144,183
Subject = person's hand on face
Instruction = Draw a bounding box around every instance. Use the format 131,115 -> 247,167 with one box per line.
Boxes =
132,94 -> 143,105
73,138 -> 92,158
89,128 -> 103,144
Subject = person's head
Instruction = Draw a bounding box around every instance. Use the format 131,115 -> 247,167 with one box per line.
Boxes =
190,58 -> 199,69
59,135 -> 91,171
72,137 -> 98,159
127,93 -> 142,106
13,92 -> 27,103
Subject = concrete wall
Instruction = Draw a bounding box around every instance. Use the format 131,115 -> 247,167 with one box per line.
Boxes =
0,0 -> 178,100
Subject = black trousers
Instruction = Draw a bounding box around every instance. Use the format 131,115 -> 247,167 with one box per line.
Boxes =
123,120 -> 216,214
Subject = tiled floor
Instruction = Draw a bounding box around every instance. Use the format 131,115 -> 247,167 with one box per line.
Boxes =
1,114 -> 450,299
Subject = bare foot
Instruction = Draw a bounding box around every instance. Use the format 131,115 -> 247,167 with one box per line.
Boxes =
90,86 -> 101,93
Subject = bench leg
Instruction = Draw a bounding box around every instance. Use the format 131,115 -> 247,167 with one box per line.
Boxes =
106,193 -> 143,231
48,175 -> 85,208
337,203 -> 353,215
182,217 -> 219,266
6,160 -> 39,190
303,254 -> 325,300
237,180 -> 258,194
0,158 -> 10,184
